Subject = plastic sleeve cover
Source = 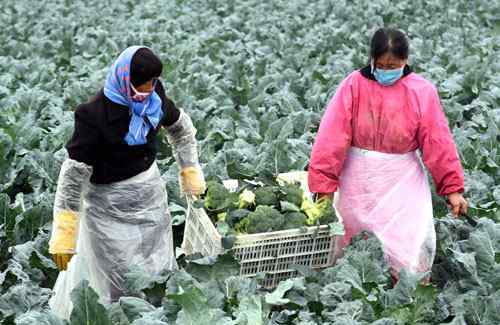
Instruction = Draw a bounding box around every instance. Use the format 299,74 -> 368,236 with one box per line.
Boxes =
164,109 -> 201,169
49,158 -> 93,254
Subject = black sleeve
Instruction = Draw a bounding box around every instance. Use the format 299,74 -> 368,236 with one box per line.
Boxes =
155,80 -> 181,127
65,104 -> 100,166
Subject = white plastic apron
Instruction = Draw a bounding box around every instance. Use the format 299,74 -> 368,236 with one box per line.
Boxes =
49,162 -> 177,319
333,147 -> 436,276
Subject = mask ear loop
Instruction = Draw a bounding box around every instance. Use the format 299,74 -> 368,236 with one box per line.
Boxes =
370,58 -> 375,75
131,83 -> 152,96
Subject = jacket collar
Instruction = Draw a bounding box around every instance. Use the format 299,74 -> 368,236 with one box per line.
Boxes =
99,89 -> 131,124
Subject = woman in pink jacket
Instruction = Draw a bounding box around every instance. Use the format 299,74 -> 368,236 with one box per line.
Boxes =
308,28 -> 468,277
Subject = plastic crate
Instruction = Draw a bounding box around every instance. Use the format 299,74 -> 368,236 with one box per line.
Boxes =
181,172 -> 336,288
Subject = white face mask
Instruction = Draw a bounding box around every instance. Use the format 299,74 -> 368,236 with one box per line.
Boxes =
130,83 -> 153,102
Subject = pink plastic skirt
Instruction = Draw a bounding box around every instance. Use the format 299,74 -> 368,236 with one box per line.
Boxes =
334,147 -> 436,276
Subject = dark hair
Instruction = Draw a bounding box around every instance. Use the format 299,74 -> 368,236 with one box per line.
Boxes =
130,48 -> 163,87
370,28 -> 409,62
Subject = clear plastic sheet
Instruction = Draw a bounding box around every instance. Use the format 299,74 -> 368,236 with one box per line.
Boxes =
333,147 -> 436,276
49,162 -> 176,319
165,110 -> 200,169
165,110 -> 205,195
49,158 -> 93,254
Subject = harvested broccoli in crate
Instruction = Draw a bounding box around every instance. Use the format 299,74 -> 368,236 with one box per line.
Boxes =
235,205 -> 285,234
201,178 -> 338,235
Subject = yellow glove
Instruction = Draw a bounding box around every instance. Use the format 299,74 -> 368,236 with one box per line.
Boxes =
52,253 -> 73,271
49,210 -> 79,271
179,166 -> 206,197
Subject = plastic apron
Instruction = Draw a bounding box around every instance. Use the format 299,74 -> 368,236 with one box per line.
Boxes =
333,147 -> 436,276
49,162 -> 177,319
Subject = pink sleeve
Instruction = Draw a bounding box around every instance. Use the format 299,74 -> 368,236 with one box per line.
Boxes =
417,86 -> 464,196
308,76 -> 353,193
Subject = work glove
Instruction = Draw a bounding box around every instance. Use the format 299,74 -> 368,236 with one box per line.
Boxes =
49,158 -> 93,271
49,210 -> 79,270
180,165 -> 206,197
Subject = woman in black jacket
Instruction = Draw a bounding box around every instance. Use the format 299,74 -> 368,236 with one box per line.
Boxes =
47,46 -> 205,318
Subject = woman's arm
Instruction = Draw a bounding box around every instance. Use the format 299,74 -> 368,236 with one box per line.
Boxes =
308,76 -> 354,195
155,80 -> 181,127
417,85 -> 467,215
66,105 -> 99,166
156,82 -> 205,196
50,105 -> 96,270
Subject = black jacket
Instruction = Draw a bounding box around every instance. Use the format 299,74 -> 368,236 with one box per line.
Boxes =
66,81 -> 181,184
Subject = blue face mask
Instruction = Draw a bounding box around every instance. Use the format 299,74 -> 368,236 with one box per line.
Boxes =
373,66 -> 404,86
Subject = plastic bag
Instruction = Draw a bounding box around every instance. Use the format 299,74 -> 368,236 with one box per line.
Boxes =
49,162 -> 177,319
333,147 -> 435,276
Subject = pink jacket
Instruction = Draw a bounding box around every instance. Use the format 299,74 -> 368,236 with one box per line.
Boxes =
308,70 -> 464,196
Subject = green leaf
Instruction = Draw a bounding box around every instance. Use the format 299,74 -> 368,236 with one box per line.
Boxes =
234,294 -> 264,325
371,318 -> 398,325
280,201 -> 300,213
108,303 -> 131,325
167,286 -> 233,325
319,282 -> 352,307
14,311 -> 66,325
69,280 -> 112,325
123,266 -> 170,307
451,250 -> 478,277
224,276 -> 259,302
265,279 -> 295,305
0,282 -> 52,318
130,314 -> 168,325
381,270 -> 423,307
184,252 -> 239,283
322,300 -> 373,323
467,230 -> 496,275
119,297 -> 156,323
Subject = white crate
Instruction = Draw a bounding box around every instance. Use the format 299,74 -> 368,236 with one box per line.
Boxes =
182,172 -> 336,288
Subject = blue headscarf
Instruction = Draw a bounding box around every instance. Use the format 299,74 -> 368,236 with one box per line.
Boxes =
103,46 -> 163,146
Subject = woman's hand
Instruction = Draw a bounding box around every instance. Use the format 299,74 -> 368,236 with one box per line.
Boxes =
316,193 -> 334,201
49,210 -> 79,271
52,253 -> 74,271
179,165 -> 206,197
447,192 -> 468,217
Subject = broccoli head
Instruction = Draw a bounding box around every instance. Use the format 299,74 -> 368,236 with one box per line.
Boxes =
204,181 -> 238,211
283,212 -> 308,229
238,189 -> 256,209
278,183 -> 304,207
254,186 -> 279,207
227,208 -> 251,228
234,217 -> 250,234
236,205 -> 284,234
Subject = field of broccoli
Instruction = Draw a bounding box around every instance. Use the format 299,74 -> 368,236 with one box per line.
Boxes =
0,0 -> 499,324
